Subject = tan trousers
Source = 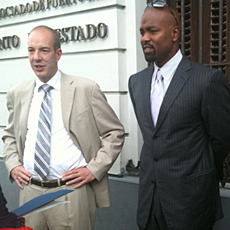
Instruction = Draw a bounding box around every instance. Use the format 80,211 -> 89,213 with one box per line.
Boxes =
19,183 -> 96,230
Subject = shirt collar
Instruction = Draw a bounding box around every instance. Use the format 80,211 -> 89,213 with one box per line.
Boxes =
154,50 -> 183,83
35,70 -> 61,92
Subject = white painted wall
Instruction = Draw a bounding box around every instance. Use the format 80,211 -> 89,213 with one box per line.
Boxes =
0,0 -> 147,175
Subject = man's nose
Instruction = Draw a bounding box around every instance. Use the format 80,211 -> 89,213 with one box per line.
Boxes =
33,51 -> 41,60
141,32 -> 151,43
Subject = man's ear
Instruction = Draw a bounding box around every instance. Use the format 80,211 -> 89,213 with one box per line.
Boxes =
56,48 -> 62,61
171,26 -> 180,42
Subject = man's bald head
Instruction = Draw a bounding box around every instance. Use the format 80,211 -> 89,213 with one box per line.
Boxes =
140,5 -> 181,66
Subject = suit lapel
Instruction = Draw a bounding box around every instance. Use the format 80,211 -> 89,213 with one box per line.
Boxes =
142,65 -> 155,130
60,72 -> 75,131
154,57 -> 191,133
20,73 -> 76,150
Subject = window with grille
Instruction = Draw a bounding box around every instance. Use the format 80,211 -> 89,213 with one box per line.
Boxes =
169,0 -> 230,80
171,0 -> 230,185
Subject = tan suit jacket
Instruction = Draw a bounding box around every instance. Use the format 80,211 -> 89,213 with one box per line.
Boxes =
2,71 -> 125,208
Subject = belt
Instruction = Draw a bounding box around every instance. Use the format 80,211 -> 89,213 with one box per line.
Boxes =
30,178 -> 67,188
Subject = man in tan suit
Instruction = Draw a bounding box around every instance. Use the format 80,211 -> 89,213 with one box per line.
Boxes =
2,25 -> 125,230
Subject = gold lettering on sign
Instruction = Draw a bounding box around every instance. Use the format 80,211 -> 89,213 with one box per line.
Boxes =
0,22 -> 107,52
55,23 -> 108,43
0,35 -> 20,50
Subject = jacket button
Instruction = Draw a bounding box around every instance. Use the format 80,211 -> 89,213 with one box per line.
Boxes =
154,158 -> 158,162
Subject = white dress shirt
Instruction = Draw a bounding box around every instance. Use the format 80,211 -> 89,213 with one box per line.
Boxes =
24,70 -> 87,179
151,50 -> 183,95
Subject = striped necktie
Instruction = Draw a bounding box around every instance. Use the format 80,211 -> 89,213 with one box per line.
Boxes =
151,69 -> 164,126
34,84 -> 53,180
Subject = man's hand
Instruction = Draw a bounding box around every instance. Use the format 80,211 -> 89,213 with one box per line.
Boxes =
11,166 -> 31,189
62,167 -> 95,189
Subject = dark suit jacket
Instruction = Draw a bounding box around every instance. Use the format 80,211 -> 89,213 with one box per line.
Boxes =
0,185 -> 20,228
129,56 -> 230,230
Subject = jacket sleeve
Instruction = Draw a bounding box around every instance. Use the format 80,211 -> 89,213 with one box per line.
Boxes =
2,90 -> 22,179
202,70 -> 230,179
86,84 -> 125,181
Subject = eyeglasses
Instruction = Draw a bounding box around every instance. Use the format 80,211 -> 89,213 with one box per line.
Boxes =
145,0 -> 179,26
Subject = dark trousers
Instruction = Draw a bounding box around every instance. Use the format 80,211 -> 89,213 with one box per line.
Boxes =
138,187 -> 213,230
139,187 -> 168,230
139,227 -> 213,230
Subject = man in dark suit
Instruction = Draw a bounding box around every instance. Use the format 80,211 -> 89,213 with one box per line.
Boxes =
129,2 -> 230,230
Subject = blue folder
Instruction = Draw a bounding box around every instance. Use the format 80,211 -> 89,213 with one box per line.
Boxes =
11,189 -> 74,217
